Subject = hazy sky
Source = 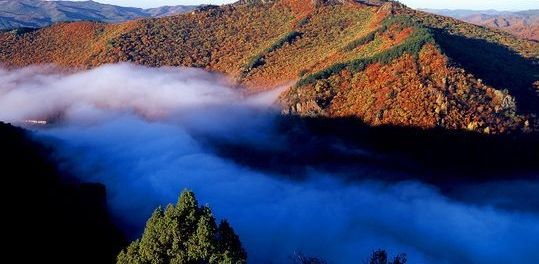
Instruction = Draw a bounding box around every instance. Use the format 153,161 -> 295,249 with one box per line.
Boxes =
70,0 -> 539,10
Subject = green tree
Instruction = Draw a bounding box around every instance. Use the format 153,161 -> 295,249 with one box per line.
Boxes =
117,190 -> 247,264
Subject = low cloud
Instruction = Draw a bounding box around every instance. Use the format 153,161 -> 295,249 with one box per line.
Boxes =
1,64 -> 538,264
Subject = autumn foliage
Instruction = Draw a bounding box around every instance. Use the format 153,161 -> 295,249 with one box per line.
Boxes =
0,0 -> 537,133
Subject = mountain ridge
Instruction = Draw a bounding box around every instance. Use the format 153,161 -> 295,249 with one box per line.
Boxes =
1,0 -> 538,134
0,0 -> 197,30
422,9 -> 539,41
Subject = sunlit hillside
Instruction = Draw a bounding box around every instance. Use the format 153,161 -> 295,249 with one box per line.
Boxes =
1,0 -> 538,134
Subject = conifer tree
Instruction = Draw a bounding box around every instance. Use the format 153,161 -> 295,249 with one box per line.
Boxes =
117,190 -> 247,264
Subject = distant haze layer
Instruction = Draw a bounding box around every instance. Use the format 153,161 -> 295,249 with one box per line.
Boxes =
423,9 -> 539,41
400,0 -> 537,11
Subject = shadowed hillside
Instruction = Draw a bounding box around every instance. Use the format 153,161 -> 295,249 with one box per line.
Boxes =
433,29 -> 539,115
0,122 -> 126,264
205,115 -> 539,185
1,0 -> 538,134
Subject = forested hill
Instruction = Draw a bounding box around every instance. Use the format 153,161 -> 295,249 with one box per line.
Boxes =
0,0 -> 196,30
1,0 -> 538,134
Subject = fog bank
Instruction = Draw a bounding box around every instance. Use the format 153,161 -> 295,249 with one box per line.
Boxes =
1,64 -> 538,264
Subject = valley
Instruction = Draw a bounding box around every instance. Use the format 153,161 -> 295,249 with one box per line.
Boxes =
0,1 -> 538,263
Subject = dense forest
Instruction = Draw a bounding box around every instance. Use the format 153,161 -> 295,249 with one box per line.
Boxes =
0,0 -> 537,134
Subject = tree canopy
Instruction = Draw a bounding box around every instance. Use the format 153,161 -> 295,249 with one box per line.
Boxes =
117,190 -> 247,264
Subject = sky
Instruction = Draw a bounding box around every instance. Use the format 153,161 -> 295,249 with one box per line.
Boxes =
67,0 -> 539,10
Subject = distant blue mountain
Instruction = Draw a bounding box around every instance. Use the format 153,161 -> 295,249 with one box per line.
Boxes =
0,0 -> 197,30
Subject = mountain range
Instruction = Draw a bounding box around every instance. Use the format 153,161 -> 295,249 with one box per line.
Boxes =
1,0 -> 538,135
423,9 -> 539,41
0,0 -> 196,30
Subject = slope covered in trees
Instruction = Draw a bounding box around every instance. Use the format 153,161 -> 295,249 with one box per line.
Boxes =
0,0 -> 537,134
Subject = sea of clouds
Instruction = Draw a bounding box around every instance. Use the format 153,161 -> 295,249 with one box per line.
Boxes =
1,64 -> 538,264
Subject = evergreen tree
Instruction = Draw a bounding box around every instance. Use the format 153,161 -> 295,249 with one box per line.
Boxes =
368,250 -> 407,264
216,220 -> 247,263
117,190 -> 247,264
